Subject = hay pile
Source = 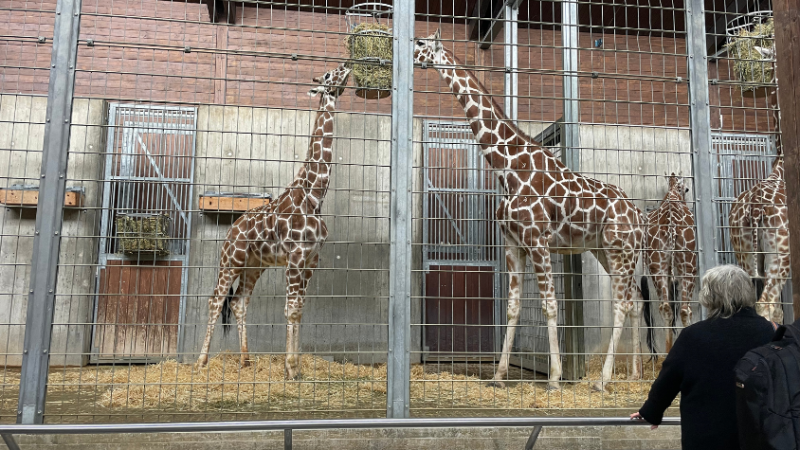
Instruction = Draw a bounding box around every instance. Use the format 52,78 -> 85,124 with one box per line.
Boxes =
116,213 -> 170,255
43,354 -> 671,413
725,18 -> 775,90
346,23 -> 392,99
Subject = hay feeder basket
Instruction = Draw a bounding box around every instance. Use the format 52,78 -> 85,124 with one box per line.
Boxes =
345,2 -> 393,99
115,212 -> 172,256
725,11 -> 775,92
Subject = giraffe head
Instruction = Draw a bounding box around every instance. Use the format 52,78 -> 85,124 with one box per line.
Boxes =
668,173 -> 689,200
413,29 -> 446,65
307,63 -> 351,98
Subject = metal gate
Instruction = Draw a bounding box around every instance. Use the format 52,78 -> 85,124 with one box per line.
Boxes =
713,132 -> 775,265
92,104 -> 197,363
422,121 -> 503,361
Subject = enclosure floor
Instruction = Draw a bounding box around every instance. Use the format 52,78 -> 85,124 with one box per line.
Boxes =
0,354 -> 678,423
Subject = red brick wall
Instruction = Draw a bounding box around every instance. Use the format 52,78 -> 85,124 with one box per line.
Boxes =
0,0 -> 772,131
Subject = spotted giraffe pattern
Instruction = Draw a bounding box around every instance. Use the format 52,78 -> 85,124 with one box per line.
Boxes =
643,174 -> 697,353
196,64 -> 351,378
414,30 -> 646,391
729,156 -> 788,323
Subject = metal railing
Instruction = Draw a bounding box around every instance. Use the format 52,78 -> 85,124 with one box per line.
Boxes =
0,416 -> 682,450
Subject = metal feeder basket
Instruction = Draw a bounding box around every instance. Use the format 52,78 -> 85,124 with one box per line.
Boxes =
346,2 -> 393,99
115,212 -> 171,256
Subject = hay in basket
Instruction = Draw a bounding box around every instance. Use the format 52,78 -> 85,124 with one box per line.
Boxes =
116,213 -> 171,256
346,23 -> 392,99
725,18 -> 775,91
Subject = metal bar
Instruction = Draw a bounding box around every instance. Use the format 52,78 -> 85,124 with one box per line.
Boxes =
524,425 -> 543,450
503,3 -> 518,122
284,429 -> 292,450
0,417 -> 681,435
685,0 -> 715,320
1,434 -> 19,450
561,0 -> 585,381
386,0 -> 414,419
16,0 -> 82,425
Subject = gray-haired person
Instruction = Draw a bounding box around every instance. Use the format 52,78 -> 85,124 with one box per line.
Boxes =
630,265 -> 775,450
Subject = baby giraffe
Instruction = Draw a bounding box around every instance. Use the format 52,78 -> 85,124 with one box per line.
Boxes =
196,64 -> 351,379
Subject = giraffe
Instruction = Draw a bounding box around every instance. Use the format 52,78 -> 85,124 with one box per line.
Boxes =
196,64 -> 351,378
641,174 -> 697,354
728,45 -> 788,324
729,155 -> 788,323
414,30 -> 648,391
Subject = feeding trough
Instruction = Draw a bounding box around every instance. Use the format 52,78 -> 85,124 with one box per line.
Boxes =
115,212 -> 171,256
725,11 -> 775,92
345,2 -> 393,99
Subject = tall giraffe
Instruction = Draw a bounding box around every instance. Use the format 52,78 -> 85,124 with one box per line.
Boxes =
196,64 -> 351,378
728,48 -> 788,324
414,30 -> 647,391
641,174 -> 697,354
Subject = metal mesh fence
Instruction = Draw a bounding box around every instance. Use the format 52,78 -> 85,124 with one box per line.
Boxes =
0,0 -> 791,424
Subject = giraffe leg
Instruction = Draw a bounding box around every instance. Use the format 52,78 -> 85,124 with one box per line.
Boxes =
197,267 -> 241,368
593,248 -> 638,392
526,240 -> 562,391
489,246 -> 526,388
229,267 -> 264,368
651,275 -> 674,353
760,230 -> 789,323
284,251 -> 318,380
628,279 -> 644,381
678,274 -> 694,328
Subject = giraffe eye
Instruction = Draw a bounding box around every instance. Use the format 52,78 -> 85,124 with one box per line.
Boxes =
417,40 -> 424,46
324,73 -> 330,80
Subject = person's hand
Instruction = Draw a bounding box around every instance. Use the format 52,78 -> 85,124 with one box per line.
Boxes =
630,412 -> 658,430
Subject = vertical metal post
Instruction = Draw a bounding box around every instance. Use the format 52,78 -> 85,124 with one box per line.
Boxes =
387,0 -> 414,419
561,0 -> 585,380
503,3 -> 519,121
685,0 -> 715,320
283,429 -> 292,450
16,0 -> 82,424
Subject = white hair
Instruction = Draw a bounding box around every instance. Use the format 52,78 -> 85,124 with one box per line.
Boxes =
699,265 -> 757,319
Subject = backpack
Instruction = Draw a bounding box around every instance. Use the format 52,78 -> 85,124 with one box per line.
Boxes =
735,320 -> 800,450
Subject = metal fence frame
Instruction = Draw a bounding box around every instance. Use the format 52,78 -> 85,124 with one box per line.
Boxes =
4,0 -> 781,425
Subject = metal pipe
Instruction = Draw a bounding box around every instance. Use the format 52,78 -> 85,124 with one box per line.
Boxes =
387,0 -> 415,419
524,425 -> 543,450
16,0 -> 83,425
503,3 -> 519,122
685,0 -> 715,320
0,417 -> 681,435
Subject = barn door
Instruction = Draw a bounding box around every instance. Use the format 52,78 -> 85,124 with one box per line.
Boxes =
92,104 -> 197,362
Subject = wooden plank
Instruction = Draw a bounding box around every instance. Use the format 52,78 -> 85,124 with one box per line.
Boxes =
198,195 -> 270,212
774,0 -> 800,320
214,26 -> 228,104
0,188 -> 83,207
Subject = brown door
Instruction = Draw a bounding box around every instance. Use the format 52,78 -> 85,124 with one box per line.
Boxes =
95,260 -> 182,360
425,265 -> 495,359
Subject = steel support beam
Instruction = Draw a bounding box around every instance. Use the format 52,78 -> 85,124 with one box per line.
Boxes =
16,0 -> 81,425
685,0 -> 715,320
503,4 -> 519,122
560,0 -> 585,381
387,0 -> 414,419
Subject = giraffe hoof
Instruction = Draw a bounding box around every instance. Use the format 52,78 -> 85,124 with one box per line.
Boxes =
487,380 -> 506,389
545,382 -> 561,391
592,382 -> 608,393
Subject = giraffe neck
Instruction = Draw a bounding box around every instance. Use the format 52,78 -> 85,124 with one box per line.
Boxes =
770,156 -> 784,181
294,95 -> 336,208
432,49 -> 560,173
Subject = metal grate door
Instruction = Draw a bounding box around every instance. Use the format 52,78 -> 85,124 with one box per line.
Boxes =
92,104 -> 197,363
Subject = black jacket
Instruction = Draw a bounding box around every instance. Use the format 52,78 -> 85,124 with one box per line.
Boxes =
639,307 -> 775,450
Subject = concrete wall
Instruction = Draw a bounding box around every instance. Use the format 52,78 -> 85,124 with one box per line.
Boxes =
0,95 -> 105,366
0,94 -> 698,368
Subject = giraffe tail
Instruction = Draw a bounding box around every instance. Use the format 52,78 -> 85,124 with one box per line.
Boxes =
222,286 -> 234,336
641,276 -> 659,361
669,280 -> 679,328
